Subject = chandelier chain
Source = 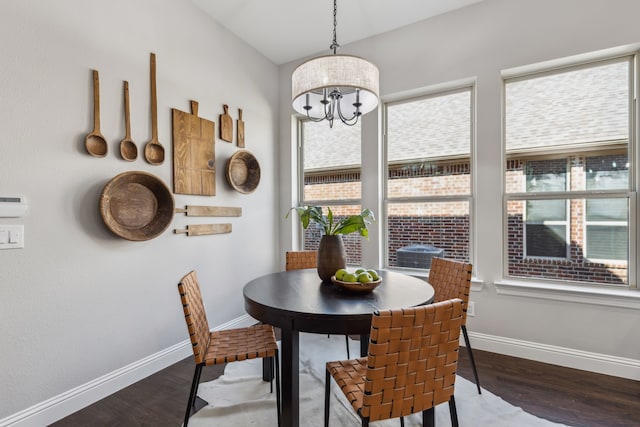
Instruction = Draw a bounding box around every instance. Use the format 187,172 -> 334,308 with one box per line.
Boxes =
330,0 -> 339,54
292,0 -> 378,127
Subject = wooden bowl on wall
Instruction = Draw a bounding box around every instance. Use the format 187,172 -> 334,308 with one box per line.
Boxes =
225,150 -> 260,194
99,171 -> 174,241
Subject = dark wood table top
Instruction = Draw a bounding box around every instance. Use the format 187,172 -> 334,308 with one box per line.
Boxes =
243,268 -> 435,335
243,268 -> 435,427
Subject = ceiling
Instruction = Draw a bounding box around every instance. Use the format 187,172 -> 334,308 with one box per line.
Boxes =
192,0 -> 485,65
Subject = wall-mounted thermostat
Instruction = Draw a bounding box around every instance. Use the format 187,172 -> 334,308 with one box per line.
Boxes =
0,196 -> 27,217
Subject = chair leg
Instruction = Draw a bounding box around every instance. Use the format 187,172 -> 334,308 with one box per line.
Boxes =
449,395 -> 459,427
262,356 -> 274,382
184,363 -> 203,427
269,356 -> 274,393
362,418 -> 369,427
400,416 -> 405,427
324,369 -> 331,427
462,325 -> 482,394
345,335 -> 350,359
274,351 -> 281,427
423,407 -> 435,427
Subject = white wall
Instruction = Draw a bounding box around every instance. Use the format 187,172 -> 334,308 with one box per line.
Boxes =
4,0 -> 640,423
0,0 -> 279,420
279,0 -> 640,374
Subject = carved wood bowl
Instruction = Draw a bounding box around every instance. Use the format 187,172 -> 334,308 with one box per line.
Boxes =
99,171 -> 174,241
331,276 -> 382,293
225,150 -> 260,194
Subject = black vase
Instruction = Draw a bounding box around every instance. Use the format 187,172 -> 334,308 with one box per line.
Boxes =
317,235 -> 347,282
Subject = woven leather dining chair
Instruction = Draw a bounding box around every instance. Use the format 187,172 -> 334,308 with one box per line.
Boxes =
285,250 -> 318,270
178,270 -> 281,427
429,256 -> 481,394
324,299 -> 464,427
285,251 -> 352,358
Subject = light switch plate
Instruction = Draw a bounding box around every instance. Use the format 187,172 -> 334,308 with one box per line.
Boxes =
0,225 -> 24,249
467,301 -> 475,317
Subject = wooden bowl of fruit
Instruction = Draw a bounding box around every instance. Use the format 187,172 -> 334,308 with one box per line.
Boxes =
331,268 -> 382,293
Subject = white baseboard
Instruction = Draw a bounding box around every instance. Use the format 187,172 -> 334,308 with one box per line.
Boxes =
3,314 -> 638,426
465,330 -> 640,380
0,314 -> 256,427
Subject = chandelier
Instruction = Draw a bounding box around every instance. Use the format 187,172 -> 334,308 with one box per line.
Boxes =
291,0 -> 380,128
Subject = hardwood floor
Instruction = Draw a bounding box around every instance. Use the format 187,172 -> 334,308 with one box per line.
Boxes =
52,341 -> 640,427
455,347 -> 640,427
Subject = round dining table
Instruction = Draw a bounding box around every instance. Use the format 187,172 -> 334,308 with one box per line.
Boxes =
243,268 -> 435,427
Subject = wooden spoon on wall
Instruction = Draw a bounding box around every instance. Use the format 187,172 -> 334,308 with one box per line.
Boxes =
85,69 -> 108,157
144,53 -> 164,165
119,81 -> 137,161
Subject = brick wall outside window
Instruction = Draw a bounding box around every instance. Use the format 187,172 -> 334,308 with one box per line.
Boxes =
303,154 -> 628,285
303,162 -> 471,267
387,213 -> 469,266
506,154 -> 628,285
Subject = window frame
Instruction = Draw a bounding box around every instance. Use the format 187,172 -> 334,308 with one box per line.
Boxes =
296,118 -> 363,262
584,221 -> 629,263
521,156 -> 571,260
583,153 -> 631,263
502,54 -> 637,288
383,83 -> 476,272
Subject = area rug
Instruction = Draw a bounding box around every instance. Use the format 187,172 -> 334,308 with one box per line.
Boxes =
187,334 -> 567,426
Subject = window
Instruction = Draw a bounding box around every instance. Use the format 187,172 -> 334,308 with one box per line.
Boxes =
504,57 -> 633,286
585,154 -> 629,262
385,86 -> 474,270
524,158 -> 569,259
299,120 -> 363,265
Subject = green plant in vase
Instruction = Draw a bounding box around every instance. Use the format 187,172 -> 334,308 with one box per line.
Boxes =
286,206 -> 375,281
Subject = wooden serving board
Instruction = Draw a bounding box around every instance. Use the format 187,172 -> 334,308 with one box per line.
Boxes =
220,104 -> 233,142
175,205 -> 241,217
172,101 -> 215,195
173,223 -> 232,236
237,108 -> 245,147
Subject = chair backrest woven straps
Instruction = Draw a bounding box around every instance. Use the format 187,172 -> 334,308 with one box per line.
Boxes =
361,299 -> 464,422
428,257 -> 472,324
178,271 -> 212,365
285,250 -> 318,271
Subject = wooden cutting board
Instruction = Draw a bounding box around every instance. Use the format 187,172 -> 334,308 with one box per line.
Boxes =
172,101 -> 215,195
220,104 -> 233,142
237,108 -> 245,147
175,205 -> 242,217
173,223 -> 232,236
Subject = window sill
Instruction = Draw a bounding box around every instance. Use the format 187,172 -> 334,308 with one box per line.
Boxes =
494,279 -> 640,309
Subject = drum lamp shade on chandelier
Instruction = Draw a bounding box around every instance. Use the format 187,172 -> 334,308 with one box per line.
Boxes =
291,0 -> 380,127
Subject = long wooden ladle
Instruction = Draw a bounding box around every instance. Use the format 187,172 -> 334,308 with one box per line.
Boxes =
144,53 -> 164,165
119,81 -> 137,161
85,69 -> 108,157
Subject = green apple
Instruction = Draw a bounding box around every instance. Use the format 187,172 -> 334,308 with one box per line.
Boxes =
335,268 -> 348,280
355,268 -> 366,275
366,269 -> 379,281
342,273 -> 358,283
357,272 -> 373,283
